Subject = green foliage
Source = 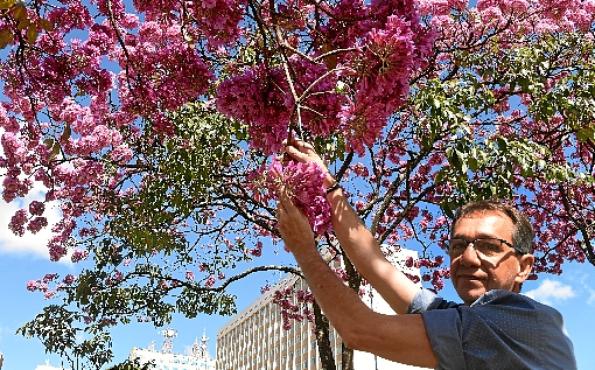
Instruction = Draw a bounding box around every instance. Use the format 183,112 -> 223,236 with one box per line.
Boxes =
177,287 -> 237,317
107,359 -> 155,370
18,305 -> 113,370
412,33 -> 595,216
104,103 -> 245,256
20,104 -> 249,368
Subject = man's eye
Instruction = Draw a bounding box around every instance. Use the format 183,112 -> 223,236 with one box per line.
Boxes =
477,241 -> 500,252
450,241 -> 466,252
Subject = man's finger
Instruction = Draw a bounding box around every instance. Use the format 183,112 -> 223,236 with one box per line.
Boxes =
278,187 -> 300,216
276,185 -> 290,205
276,204 -> 285,225
285,146 -> 309,162
278,186 -> 291,205
296,140 -> 314,151
289,139 -> 314,154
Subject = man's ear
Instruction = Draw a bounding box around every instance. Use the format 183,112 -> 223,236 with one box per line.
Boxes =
515,254 -> 535,284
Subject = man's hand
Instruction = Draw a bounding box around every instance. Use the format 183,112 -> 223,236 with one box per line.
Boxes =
283,139 -> 335,188
276,187 -> 316,254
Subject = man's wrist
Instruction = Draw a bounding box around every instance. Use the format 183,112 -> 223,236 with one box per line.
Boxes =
325,181 -> 341,195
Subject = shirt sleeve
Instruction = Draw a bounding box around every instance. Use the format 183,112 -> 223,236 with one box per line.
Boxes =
407,288 -> 460,313
421,304 -> 467,369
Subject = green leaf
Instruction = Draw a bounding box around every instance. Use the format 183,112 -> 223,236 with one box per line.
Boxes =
0,0 -> 16,10
40,18 -> 54,32
468,155 -> 478,171
577,126 -> 595,142
0,29 -> 13,49
26,24 -> 38,44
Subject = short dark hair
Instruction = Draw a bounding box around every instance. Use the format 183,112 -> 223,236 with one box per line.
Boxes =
451,200 -> 534,254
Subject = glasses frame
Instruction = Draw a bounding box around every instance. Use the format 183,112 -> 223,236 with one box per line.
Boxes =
448,236 -> 519,258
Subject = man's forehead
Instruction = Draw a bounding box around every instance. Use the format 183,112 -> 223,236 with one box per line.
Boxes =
453,210 -> 515,235
458,209 -> 512,222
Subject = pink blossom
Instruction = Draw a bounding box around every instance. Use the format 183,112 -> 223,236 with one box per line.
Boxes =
2,175 -> 31,203
27,217 -> 48,234
63,274 -> 77,285
9,209 -> 28,236
71,250 -> 89,263
267,159 -> 333,235
42,273 -> 58,283
204,275 -> 216,288
28,201 -> 45,216
185,271 -> 195,281
250,241 -> 263,257
26,280 -> 38,292
44,291 -> 56,299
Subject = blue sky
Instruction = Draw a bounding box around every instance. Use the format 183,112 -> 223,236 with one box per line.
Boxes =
1,193 -> 595,370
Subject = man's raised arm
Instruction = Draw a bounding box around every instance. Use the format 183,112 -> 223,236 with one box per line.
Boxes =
285,140 -> 420,314
276,187 -> 437,368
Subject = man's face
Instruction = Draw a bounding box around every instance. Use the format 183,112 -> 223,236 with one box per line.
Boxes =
449,211 -> 529,305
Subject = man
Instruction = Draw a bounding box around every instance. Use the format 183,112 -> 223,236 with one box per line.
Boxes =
276,140 -> 576,369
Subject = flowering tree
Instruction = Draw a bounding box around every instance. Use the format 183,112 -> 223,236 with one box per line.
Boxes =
1,0 -> 594,368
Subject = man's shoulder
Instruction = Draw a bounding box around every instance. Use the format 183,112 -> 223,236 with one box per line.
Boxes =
470,289 -> 564,321
410,288 -> 564,322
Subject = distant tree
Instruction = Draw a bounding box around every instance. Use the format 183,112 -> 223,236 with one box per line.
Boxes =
1,0 -> 593,369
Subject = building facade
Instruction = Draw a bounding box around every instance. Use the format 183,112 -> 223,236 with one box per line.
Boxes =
216,248 -> 428,370
217,274 -> 342,370
130,330 -> 215,370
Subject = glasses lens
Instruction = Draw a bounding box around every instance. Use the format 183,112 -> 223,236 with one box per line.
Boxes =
474,238 -> 503,257
448,239 -> 467,255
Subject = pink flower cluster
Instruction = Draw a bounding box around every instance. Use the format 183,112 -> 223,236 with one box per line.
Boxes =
340,14 -> 432,154
116,21 -> 213,133
26,273 -> 76,299
132,0 -> 246,46
216,0 -> 432,155
474,0 -> 595,31
217,58 -> 343,154
424,0 -> 595,44
216,66 -> 290,154
404,255 -> 449,290
272,286 -> 314,331
192,0 -> 247,46
267,159 -> 332,236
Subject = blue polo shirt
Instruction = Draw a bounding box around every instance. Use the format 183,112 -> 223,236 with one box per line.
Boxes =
408,289 -> 576,370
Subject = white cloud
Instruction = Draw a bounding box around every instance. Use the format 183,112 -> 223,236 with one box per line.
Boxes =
587,288 -> 595,306
525,279 -> 576,306
566,263 -> 595,306
0,187 -> 61,260
35,361 -> 64,370
577,272 -> 595,306
0,128 -> 63,260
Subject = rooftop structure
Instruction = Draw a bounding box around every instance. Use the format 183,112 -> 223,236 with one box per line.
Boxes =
130,329 -> 215,370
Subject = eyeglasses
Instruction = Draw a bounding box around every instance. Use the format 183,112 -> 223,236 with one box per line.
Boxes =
448,237 -> 516,259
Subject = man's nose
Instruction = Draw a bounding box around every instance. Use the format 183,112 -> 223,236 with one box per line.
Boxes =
460,244 -> 481,266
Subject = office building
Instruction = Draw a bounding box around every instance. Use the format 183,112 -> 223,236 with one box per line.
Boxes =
216,247 -> 428,370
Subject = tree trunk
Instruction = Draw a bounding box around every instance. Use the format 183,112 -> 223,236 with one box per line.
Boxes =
342,254 -> 361,370
313,301 -> 337,370
342,343 -> 355,370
